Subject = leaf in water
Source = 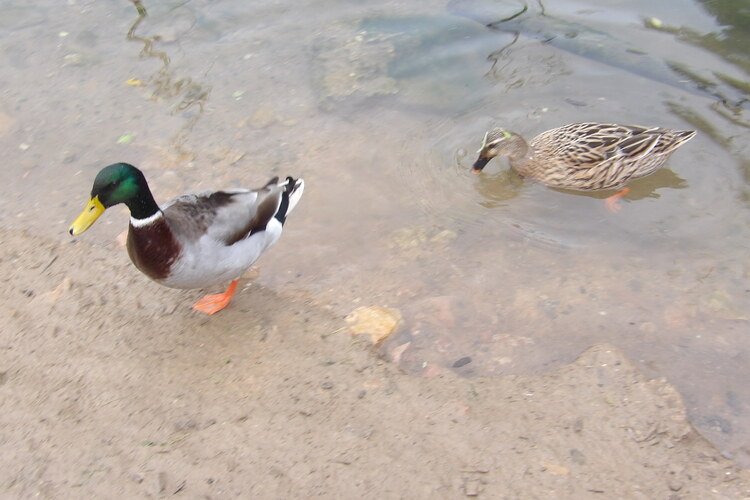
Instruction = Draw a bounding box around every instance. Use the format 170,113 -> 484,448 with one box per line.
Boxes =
116,134 -> 133,144
232,90 -> 245,100
125,78 -> 143,86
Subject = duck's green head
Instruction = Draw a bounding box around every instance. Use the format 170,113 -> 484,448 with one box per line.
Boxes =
472,128 -> 515,173
69,163 -> 150,236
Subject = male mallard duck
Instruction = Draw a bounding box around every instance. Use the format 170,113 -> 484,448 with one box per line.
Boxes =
69,162 -> 304,315
472,122 -> 696,211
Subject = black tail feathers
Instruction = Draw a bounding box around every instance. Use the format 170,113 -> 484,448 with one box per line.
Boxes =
274,176 -> 297,225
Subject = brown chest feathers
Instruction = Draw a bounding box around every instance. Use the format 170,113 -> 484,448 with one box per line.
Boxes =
126,217 -> 181,281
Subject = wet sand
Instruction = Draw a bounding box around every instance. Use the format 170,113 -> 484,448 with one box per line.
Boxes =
2,226 -> 749,498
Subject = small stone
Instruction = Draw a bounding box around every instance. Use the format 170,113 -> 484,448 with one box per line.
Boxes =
569,448 -> 586,465
452,356 -> 472,368
242,266 -> 260,280
60,151 -> 76,163
33,277 -> 72,303
247,108 -> 277,129
390,341 -> 410,364
430,229 -> 457,246
116,230 -> 128,247
464,478 -> 480,496
541,462 -> 569,475
0,113 -> 18,136
639,322 -> 657,334
422,364 -> 442,377
156,471 -> 167,494
573,418 -> 584,433
345,306 -> 401,346
62,53 -> 85,66
388,227 -> 428,250
130,473 -> 144,484
321,381 -> 334,390
159,26 -> 179,43
174,418 -> 198,431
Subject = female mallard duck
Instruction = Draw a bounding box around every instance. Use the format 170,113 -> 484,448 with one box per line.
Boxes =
69,162 -> 304,315
472,122 -> 696,211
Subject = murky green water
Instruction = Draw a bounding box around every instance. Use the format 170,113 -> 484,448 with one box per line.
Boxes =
2,0 -> 749,464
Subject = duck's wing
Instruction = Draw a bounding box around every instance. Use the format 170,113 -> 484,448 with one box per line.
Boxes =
162,178 -> 285,246
538,123 -> 663,168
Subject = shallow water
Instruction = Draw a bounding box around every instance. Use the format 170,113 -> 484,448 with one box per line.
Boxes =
2,0 -> 749,464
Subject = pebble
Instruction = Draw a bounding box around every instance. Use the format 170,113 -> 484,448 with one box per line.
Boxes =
248,108 -> 277,129
464,478 -> 480,496
62,53 -> 85,66
174,418 -> 198,431
429,229 -> 457,246
668,479 -> 683,492
156,471 -> 167,494
390,341 -> 410,364
569,448 -> 586,465
0,113 -> 17,136
345,305 -> 401,346
452,356 -> 472,368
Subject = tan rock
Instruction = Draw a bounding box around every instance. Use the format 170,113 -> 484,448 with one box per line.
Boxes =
345,305 -> 401,346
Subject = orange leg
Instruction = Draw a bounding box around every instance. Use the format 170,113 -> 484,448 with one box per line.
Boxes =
604,187 -> 630,213
193,279 -> 239,315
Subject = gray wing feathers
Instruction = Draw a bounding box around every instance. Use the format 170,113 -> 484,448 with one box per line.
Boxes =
163,181 -> 284,246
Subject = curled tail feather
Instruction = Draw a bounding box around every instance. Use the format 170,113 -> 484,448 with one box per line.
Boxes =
275,177 -> 304,225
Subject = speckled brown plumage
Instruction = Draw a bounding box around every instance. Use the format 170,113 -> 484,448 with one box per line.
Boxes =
473,122 -> 696,191
127,216 -> 181,281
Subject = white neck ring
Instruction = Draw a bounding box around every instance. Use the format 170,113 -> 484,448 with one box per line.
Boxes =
130,211 -> 163,228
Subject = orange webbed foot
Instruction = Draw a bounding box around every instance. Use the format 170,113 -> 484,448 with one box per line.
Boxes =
192,279 -> 239,315
604,187 -> 630,213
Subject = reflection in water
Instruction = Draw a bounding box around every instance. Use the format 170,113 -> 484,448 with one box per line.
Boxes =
551,168 -> 689,202
472,168 -> 524,208
449,0 -> 748,111
126,0 -> 210,153
642,3 -> 750,127
673,0 -> 750,74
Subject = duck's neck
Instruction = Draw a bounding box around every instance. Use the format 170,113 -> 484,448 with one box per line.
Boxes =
506,134 -> 534,175
126,183 -> 161,222
505,134 -> 530,161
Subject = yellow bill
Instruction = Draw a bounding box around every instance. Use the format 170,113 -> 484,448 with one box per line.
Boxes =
69,196 -> 105,236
